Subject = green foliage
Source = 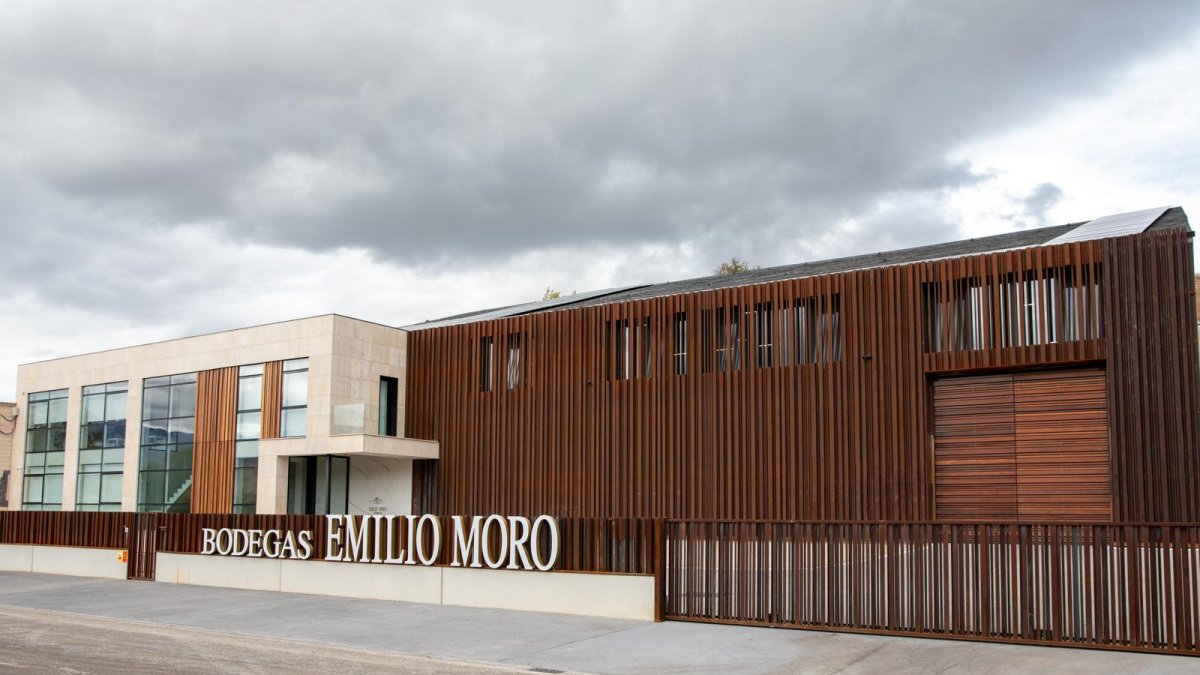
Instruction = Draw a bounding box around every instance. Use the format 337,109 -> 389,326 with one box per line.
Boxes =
543,288 -> 577,301
713,257 -> 758,276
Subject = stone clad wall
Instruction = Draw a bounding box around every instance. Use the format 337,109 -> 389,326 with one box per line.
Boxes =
0,402 -> 14,508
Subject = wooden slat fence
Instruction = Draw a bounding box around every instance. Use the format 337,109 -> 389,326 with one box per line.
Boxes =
0,511 -> 127,548
0,511 -> 655,575
665,520 -> 1200,655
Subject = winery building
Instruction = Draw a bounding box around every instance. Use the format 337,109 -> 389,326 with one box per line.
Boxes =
3,206 -> 1197,523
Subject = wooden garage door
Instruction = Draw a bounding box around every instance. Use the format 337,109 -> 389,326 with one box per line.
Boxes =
933,368 -> 1110,521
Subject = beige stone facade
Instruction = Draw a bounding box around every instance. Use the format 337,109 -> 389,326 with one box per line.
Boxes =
4,314 -> 435,514
0,402 -> 14,508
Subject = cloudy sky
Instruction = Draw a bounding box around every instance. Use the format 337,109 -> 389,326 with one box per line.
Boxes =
1,1 -> 1199,400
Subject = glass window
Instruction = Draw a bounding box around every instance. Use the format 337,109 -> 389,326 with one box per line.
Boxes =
238,377 -> 262,412
137,374 -> 196,513
282,371 -> 307,408
280,359 -> 308,438
168,383 -> 196,419
232,366 -> 263,513
22,388 -> 67,511
286,455 -> 349,515
378,376 -> 399,436
281,408 -> 307,438
77,380 -> 128,511
673,312 -> 688,375
143,386 -> 170,421
506,333 -> 521,389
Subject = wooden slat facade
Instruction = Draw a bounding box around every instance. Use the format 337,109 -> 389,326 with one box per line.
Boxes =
261,360 -> 283,440
191,366 -> 239,513
406,228 -> 1199,522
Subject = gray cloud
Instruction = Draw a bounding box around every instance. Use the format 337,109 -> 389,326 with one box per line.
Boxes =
2,1 -> 1196,267
0,1 -> 1198,400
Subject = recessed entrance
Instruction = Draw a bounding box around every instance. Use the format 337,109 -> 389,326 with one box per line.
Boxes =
286,455 -> 349,515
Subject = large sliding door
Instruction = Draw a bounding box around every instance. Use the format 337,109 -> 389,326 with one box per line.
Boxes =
933,368 -> 1110,521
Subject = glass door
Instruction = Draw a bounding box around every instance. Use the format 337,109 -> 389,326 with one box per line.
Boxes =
286,455 -> 349,515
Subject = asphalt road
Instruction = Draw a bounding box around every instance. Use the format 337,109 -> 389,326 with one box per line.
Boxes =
0,606 -> 524,675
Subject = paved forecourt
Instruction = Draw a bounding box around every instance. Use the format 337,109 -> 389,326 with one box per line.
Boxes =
0,571 -> 1194,674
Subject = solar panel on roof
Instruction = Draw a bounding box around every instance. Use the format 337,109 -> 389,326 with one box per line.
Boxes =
403,284 -> 648,330
1047,207 -> 1169,245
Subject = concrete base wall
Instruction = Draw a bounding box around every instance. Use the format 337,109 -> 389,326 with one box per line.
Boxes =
156,553 -> 654,620
0,544 -> 125,579
0,544 -> 33,571
280,559 -> 443,604
156,553 -> 283,591
442,567 -> 655,621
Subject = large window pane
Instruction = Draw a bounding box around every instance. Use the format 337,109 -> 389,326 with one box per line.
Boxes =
282,371 -> 308,408
25,429 -> 47,453
165,471 -> 190,502
141,446 -> 167,471
83,421 -> 105,449
168,417 -> 194,444
100,473 -> 123,503
238,377 -> 262,411
287,458 -> 308,514
281,408 -> 307,438
169,383 -> 196,418
42,475 -> 63,505
104,420 -> 126,448
139,474 -> 165,505
143,387 -> 170,419
78,449 -> 103,471
24,476 -> 42,502
82,395 -> 105,425
107,392 -> 127,421
48,427 -> 66,452
314,458 -> 328,514
102,447 -> 124,471
77,474 -> 100,504
329,457 -> 348,515
138,373 -> 196,512
27,402 -> 48,428
168,444 -> 193,471
48,398 -> 67,425
236,412 -> 260,440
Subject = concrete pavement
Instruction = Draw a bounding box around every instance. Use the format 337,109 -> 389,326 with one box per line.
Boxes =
0,605 -> 516,674
0,571 -> 1194,674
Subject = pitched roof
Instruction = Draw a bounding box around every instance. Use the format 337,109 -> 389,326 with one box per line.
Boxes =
405,206 -> 1188,329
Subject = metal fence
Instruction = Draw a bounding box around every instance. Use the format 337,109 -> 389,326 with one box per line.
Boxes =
6,512 -> 1200,654
664,520 -> 1200,655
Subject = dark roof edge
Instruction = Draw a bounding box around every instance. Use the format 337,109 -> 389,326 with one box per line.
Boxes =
1147,206 -> 1191,232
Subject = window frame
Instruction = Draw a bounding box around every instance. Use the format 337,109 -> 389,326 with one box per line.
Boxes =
21,388 -> 68,511
76,381 -> 128,511
137,372 -> 196,513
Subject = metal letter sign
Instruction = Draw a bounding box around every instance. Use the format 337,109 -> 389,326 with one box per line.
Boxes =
200,514 -> 561,571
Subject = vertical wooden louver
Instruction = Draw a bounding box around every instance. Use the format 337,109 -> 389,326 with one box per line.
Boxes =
191,367 -> 239,513
405,227 -> 1196,521
933,367 -> 1111,521
261,361 -> 283,439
